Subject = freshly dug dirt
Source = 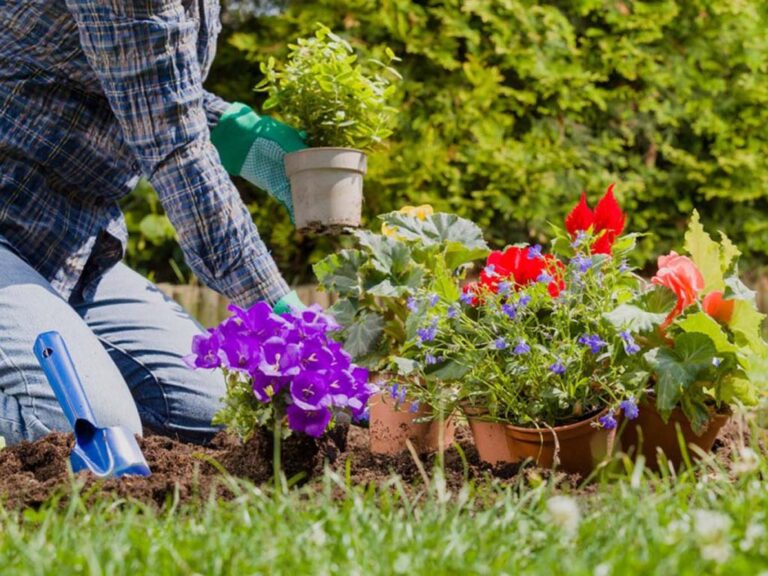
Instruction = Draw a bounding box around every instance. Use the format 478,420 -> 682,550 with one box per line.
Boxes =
0,419 -> 748,510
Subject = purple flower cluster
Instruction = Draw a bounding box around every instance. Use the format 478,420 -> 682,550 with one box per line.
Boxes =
599,412 -> 617,430
185,303 -> 373,438
578,334 -> 607,354
619,330 -> 640,355
620,397 -> 639,420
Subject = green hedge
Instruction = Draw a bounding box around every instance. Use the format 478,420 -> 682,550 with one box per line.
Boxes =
124,0 -> 768,284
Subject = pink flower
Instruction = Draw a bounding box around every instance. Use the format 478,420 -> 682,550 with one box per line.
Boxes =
651,252 -> 704,328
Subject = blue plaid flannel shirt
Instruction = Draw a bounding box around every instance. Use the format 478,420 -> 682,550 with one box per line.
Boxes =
0,1 -> 289,306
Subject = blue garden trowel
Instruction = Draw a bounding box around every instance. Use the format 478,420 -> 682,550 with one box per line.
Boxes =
33,331 -> 151,478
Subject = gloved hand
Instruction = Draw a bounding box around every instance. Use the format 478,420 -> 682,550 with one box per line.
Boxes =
211,102 -> 307,221
272,290 -> 307,315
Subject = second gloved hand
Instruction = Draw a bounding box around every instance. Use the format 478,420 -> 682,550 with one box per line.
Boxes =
211,102 -> 306,221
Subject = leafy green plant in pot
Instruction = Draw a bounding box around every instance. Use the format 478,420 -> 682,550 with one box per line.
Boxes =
256,24 -> 400,233
401,187 -> 649,473
611,211 -> 768,469
314,205 -> 489,454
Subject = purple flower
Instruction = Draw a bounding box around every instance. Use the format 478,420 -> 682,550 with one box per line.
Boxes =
494,337 -> 508,350
417,319 -> 439,344
619,330 -> 640,355
513,340 -> 530,355
578,334 -> 607,354
502,303 -> 517,320
619,260 -> 630,273
518,293 -> 531,307
460,292 -> 474,305
498,281 -> 511,295
390,383 -> 407,404
220,332 -> 262,372
446,305 -> 459,319
484,264 -> 497,277
409,400 -> 421,414
184,329 -> 222,369
537,271 -> 553,284
599,412 -> 617,430
425,353 -> 439,365
286,404 -> 332,438
407,296 -> 419,312
571,230 -> 587,249
257,336 -> 302,377
251,372 -> 284,403
428,293 -> 440,307
527,244 -> 543,260
549,360 -> 566,375
620,398 -> 639,421
289,371 -> 331,411
572,254 -> 591,273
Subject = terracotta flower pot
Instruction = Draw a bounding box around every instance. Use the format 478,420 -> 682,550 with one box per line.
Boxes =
620,395 -> 731,470
368,391 -> 454,455
504,409 -> 616,477
284,147 -> 366,234
462,406 -> 514,466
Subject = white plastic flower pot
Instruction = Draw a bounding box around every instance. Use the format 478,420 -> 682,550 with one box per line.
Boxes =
284,147 -> 367,233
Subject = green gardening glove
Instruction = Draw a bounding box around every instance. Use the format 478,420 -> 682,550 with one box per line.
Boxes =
211,102 -> 307,221
272,290 -> 307,315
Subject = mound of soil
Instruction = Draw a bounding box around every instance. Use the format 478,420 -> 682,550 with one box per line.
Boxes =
0,420 -> 748,510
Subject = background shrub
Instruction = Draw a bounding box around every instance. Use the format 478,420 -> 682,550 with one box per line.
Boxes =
124,0 -> 768,285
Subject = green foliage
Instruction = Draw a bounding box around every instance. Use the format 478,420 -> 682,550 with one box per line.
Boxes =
314,209 -> 488,370
256,24 -> 400,149
124,1 -> 768,288
212,369 -> 273,439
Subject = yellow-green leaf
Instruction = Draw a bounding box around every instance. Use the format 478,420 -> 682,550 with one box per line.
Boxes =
677,311 -> 738,353
729,300 -> 768,356
684,210 -> 724,293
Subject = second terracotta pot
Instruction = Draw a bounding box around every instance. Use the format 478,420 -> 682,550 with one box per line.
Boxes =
462,406 -> 514,466
620,396 -> 730,471
505,409 -> 616,477
368,392 -> 454,455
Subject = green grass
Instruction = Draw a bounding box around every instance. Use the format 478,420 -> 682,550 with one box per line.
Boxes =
2,436 -> 768,575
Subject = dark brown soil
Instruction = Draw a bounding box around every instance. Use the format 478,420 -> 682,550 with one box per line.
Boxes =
0,418 -> 750,510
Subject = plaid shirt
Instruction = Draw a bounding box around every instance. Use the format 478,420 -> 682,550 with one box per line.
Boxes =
0,1 -> 289,306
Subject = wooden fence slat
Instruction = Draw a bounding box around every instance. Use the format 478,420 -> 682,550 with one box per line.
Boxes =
156,283 -> 336,327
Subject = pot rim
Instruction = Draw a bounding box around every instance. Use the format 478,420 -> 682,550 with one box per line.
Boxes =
505,407 -> 611,442
285,146 -> 366,155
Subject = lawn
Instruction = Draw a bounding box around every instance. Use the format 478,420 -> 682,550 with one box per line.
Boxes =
3,420 -> 766,576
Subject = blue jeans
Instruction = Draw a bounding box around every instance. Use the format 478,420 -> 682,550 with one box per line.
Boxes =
0,237 -> 225,445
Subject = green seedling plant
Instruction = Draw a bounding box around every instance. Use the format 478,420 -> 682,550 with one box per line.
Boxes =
256,24 -> 400,150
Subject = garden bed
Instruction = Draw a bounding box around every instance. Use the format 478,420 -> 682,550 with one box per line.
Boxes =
0,421 -> 746,510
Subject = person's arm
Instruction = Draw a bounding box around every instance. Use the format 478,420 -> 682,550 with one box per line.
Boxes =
66,0 -> 289,306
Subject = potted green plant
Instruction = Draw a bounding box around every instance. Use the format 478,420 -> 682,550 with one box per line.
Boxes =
256,24 -> 400,232
314,205 -> 489,454
401,187 -> 649,473
612,211 -> 767,469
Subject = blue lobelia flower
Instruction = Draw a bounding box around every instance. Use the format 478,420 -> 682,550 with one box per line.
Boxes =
620,398 -> 639,420
549,360 -> 566,375
578,334 -> 607,354
513,339 -> 531,355
599,412 -> 617,430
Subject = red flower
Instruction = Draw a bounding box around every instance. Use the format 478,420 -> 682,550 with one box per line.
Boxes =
702,290 -> 735,325
564,184 -> 626,254
479,246 -> 565,298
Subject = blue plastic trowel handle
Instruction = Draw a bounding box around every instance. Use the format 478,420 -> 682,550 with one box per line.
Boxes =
33,331 -> 97,428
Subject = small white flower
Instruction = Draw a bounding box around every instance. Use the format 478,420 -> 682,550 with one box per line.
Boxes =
740,521 -> 766,551
547,495 -> 581,536
694,510 -> 732,564
700,542 -> 732,564
694,509 -> 732,543
594,562 -> 611,576
733,447 -> 760,475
